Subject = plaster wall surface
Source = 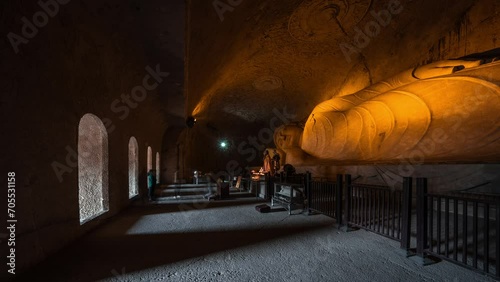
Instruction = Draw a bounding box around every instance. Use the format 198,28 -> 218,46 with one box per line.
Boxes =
0,0 -> 177,276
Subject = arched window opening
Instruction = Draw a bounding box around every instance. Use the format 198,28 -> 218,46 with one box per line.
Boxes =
147,146 -> 153,172
156,152 -> 160,184
78,113 -> 109,224
128,137 -> 139,198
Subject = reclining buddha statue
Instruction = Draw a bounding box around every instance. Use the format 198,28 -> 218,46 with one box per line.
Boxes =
275,55 -> 500,166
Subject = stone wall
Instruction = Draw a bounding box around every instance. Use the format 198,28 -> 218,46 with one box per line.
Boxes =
296,164 -> 500,195
0,0 -> 169,276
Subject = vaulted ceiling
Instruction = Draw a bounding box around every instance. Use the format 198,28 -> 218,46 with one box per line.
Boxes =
185,0 -> 492,136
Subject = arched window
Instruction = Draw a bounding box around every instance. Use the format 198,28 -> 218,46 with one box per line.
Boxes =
128,137 -> 139,198
147,146 -> 153,172
78,114 -> 109,223
156,152 -> 160,184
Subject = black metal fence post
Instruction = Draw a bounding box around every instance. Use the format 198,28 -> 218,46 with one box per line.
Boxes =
336,174 -> 343,227
401,177 -> 412,253
342,174 -> 353,232
496,203 -> 500,278
265,172 -> 271,200
305,171 -> 312,214
416,177 -> 432,264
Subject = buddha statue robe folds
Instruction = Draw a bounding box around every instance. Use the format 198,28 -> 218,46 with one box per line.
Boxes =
275,58 -> 500,165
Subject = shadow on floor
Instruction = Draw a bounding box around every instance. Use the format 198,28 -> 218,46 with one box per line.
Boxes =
135,196 -> 267,217
15,223 -> 331,282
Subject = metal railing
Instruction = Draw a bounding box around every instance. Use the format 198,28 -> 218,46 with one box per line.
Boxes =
305,173 -> 499,279
345,175 -> 407,242
416,178 -> 500,279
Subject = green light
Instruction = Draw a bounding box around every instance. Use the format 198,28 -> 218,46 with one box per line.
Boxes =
220,142 -> 227,148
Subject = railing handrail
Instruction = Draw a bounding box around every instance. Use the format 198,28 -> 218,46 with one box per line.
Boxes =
311,177 -> 337,183
425,192 -> 500,205
310,180 -> 337,186
350,183 -> 398,191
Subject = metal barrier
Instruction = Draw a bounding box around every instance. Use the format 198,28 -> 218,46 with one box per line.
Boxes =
306,174 -> 343,222
305,173 -> 500,279
416,178 -> 500,279
345,175 -> 407,243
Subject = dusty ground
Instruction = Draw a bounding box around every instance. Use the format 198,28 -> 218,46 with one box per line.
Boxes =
16,192 -> 495,282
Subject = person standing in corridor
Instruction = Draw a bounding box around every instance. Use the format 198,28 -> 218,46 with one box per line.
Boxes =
148,169 -> 156,201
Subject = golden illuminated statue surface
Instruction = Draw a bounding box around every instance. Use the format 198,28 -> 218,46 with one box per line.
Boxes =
263,150 -> 272,173
275,59 -> 500,165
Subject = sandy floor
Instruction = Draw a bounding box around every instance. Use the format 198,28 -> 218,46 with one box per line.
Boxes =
16,194 -> 496,282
